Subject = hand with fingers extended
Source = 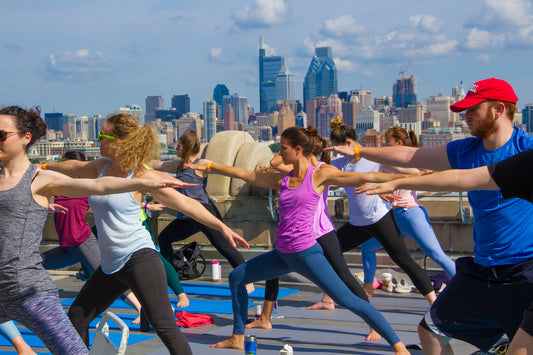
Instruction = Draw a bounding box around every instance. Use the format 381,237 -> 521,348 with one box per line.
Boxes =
49,203 -> 69,214
322,144 -> 356,157
222,226 -> 250,249
355,180 -> 399,196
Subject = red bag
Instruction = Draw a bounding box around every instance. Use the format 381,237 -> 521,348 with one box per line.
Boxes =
175,311 -> 214,328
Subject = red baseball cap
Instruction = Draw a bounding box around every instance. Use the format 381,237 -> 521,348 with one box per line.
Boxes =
450,78 -> 517,112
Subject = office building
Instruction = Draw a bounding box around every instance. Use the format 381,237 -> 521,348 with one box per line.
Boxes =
275,64 -> 295,104
277,102 -> 296,135
303,46 -> 338,111
171,94 -> 190,118
523,104 -> 533,133
213,84 -> 229,119
356,107 -> 380,140
145,95 -> 164,124
349,89 -> 372,108
44,113 -> 64,132
316,95 -> 342,138
259,37 -> 284,114
203,99 -> 217,143
295,112 -> 308,128
223,94 -> 248,126
393,75 -> 417,108
115,105 -> 142,125
224,104 -> 235,131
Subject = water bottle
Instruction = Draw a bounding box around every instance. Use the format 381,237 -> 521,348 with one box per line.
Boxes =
244,335 -> 257,355
254,301 -> 262,319
211,260 -> 221,281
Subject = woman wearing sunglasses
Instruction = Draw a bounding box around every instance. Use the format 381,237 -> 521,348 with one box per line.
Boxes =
0,106 -> 194,354
42,112 -> 249,355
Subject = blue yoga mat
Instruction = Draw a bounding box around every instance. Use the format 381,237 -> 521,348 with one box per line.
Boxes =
61,297 -> 254,315
0,328 -> 154,348
178,283 -> 300,299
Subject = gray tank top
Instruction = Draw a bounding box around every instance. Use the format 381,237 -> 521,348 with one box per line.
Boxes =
175,158 -> 210,219
0,164 -> 56,303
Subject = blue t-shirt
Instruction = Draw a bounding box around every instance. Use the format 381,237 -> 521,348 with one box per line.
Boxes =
447,127 -> 533,266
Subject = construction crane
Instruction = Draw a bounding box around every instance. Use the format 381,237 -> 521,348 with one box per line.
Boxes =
399,53 -> 418,108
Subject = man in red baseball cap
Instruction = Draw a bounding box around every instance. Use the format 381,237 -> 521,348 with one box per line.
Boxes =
450,78 -> 518,113
324,79 -> 533,354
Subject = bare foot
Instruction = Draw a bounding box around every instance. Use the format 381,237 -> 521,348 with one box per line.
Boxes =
392,341 -> 410,355
210,334 -> 244,349
245,317 -> 272,329
365,328 -> 381,341
363,282 -> 374,298
176,293 -> 190,308
306,301 -> 335,310
245,283 -> 255,294
132,315 -> 141,324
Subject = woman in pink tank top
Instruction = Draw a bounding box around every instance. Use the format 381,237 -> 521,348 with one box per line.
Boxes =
187,126 -> 412,355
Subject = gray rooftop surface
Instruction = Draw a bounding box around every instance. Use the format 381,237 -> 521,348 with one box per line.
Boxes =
1,269 -> 482,355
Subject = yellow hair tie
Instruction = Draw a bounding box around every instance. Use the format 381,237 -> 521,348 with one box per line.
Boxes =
354,146 -> 360,159
206,162 -> 213,171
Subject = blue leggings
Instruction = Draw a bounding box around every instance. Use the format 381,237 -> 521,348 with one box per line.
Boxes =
229,243 -> 401,346
361,206 -> 456,284
0,291 -> 88,354
0,320 -> 20,343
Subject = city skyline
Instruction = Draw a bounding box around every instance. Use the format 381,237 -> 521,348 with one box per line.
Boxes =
2,0 -> 533,117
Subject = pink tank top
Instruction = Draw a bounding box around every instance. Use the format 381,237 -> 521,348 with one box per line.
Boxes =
313,162 -> 335,238
276,164 -> 320,253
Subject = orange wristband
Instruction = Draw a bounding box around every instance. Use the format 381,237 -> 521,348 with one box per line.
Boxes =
42,163 -> 48,170
206,162 -> 213,171
354,146 -> 360,159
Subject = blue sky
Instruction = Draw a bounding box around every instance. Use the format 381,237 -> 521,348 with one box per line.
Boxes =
1,0 -> 533,118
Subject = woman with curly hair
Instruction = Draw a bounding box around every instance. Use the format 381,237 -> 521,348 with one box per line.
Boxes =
43,113 -> 248,355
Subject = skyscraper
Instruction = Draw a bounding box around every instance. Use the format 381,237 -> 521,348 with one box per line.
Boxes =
171,94 -> 190,118
145,95 -> 164,124
523,104 -> 533,133
275,64 -> 295,104
44,112 -> 64,132
115,105 -> 142,125
223,103 -> 235,131
259,37 -> 284,114
303,47 -> 338,112
316,95 -> 342,138
203,99 -> 217,142
393,75 -> 417,108
213,84 -> 229,119
223,94 -> 248,126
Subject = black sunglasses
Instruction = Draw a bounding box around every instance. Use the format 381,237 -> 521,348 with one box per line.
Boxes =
0,130 -> 18,142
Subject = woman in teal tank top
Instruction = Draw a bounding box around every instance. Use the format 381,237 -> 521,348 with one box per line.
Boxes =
43,113 -> 248,355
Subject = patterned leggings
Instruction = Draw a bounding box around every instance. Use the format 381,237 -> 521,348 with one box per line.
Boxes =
0,291 -> 88,355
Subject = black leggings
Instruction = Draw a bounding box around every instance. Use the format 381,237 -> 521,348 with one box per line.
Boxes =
337,210 -> 433,296
68,248 -> 192,355
264,231 -> 369,302
158,202 -> 245,268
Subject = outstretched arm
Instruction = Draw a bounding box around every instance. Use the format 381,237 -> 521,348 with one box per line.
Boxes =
149,159 -> 180,174
185,162 -> 283,190
149,186 -> 249,249
355,166 -> 498,195
34,169 -> 195,198
317,165 -> 410,188
42,158 -> 102,178
324,144 -> 451,171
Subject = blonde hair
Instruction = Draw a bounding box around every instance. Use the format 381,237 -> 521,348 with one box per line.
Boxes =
105,113 -> 160,172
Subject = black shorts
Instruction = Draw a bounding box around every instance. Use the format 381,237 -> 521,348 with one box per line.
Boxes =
420,257 -> 533,351
521,301 -> 533,336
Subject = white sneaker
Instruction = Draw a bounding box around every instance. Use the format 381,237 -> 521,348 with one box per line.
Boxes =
394,279 -> 412,293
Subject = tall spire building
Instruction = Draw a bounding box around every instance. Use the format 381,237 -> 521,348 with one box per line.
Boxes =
303,46 -> 338,112
275,64 -> 295,104
259,36 -> 284,114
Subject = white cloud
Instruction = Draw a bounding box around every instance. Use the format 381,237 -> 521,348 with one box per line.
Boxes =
465,28 -> 504,49
409,14 -> 444,34
208,48 -> 227,62
232,0 -> 287,29
423,40 -> 458,55
321,15 -> 365,38
464,0 -> 533,48
333,57 -> 357,72
45,49 -> 111,82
